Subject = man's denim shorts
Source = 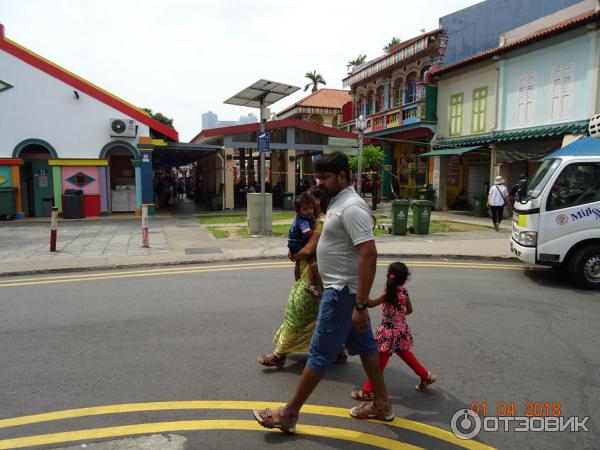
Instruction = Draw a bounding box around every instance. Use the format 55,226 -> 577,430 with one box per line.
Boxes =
307,286 -> 378,373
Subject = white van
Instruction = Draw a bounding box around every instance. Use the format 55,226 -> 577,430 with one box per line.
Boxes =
511,136 -> 600,290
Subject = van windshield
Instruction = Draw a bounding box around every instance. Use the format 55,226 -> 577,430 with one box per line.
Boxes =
527,159 -> 561,199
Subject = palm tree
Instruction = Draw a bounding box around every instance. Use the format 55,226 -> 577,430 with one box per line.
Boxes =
304,70 -> 326,92
383,37 -> 401,53
347,54 -> 367,71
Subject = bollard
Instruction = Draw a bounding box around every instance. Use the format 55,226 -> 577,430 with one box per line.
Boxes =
141,204 -> 149,248
50,207 -> 58,252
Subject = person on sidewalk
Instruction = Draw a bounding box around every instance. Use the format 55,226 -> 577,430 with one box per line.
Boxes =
351,261 -> 437,401
253,152 -> 393,433
487,176 -> 509,231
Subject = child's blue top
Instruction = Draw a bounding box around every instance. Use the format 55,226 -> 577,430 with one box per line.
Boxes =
288,214 -> 314,253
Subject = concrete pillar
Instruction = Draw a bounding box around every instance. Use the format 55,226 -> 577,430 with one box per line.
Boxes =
133,161 -> 142,214
285,149 -> 296,193
224,147 -> 235,209
98,165 -> 109,216
432,156 -> 449,211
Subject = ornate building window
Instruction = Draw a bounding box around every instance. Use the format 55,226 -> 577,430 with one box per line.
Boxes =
393,78 -> 403,107
375,86 -> 385,112
404,73 -> 417,104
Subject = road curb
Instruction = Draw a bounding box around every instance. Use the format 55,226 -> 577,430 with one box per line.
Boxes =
0,253 -> 521,278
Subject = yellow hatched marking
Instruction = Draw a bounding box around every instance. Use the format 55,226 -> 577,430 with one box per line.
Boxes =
0,401 -> 495,450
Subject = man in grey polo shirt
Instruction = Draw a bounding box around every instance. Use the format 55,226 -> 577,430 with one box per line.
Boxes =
253,152 -> 392,433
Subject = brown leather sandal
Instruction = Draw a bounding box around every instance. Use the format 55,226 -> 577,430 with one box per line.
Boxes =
252,406 -> 298,433
257,353 -> 286,368
416,372 -> 437,391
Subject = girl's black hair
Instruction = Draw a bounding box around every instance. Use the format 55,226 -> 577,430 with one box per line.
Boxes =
294,192 -> 314,212
308,186 -> 330,212
385,261 -> 410,305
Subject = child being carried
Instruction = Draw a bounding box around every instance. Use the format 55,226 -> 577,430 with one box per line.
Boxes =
287,192 -> 320,296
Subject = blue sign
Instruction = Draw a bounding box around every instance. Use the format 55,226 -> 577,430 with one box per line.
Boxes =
258,131 -> 270,152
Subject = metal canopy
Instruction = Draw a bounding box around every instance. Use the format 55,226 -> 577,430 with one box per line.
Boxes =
224,79 -> 300,108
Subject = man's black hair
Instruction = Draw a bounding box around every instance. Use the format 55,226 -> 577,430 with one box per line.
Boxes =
314,152 -> 351,180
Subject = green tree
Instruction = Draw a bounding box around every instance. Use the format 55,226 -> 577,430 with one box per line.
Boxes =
304,70 -> 326,92
383,37 -> 401,53
349,144 -> 384,209
347,54 -> 367,71
142,108 -> 175,129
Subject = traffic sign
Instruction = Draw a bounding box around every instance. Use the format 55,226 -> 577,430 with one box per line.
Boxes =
258,132 -> 270,152
328,137 -> 358,147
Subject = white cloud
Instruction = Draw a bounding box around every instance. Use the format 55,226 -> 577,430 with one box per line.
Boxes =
0,0 -> 479,140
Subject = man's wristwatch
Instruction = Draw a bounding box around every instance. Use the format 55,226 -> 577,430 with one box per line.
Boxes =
354,302 -> 368,311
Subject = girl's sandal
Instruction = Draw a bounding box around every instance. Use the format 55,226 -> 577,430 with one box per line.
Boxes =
415,373 -> 437,391
252,406 -> 298,433
257,353 -> 286,368
350,388 -> 375,401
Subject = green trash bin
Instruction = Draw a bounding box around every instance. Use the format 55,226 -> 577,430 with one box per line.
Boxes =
473,194 -> 488,217
282,192 -> 294,211
411,200 -> 433,235
0,187 -> 17,219
418,188 -> 435,202
391,199 -> 410,235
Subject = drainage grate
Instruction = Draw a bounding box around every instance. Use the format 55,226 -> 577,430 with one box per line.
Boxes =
184,247 -> 223,255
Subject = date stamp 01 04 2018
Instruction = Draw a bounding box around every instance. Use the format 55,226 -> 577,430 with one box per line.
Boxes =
450,401 -> 590,440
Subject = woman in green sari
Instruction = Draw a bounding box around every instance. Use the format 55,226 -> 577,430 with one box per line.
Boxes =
258,187 -> 345,368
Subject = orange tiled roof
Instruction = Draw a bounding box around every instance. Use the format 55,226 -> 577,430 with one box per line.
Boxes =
433,9 -> 600,76
278,89 -> 351,116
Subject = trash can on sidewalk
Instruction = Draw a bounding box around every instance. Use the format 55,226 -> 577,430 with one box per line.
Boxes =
411,200 -> 433,235
282,192 -> 294,211
0,187 -> 17,220
391,199 -> 410,235
473,194 -> 488,217
62,189 -> 83,219
42,196 -> 54,217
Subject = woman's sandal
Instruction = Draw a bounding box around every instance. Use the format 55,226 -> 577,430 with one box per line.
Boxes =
336,350 -> 348,363
349,401 -> 395,421
415,372 -> 437,391
350,388 -> 375,401
253,406 -> 298,433
257,353 -> 286,368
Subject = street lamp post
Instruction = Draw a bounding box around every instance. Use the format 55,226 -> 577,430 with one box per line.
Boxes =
355,115 -> 368,195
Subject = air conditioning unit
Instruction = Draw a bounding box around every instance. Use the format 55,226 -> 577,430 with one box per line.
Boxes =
110,118 -> 137,138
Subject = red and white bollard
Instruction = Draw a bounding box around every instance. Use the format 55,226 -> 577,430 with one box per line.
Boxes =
141,204 -> 149,248
50,207 -> 58,252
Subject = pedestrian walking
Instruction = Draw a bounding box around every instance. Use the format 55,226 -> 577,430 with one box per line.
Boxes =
257,187 -> 348,368
351,262 -> 437,401
487,176 -> 509,231
253,152 -> 393,433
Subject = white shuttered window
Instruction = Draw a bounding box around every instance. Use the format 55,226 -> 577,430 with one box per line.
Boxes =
517,74 -> 536,125
550,64 -> 574,121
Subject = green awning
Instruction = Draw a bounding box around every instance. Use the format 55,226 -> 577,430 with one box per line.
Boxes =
421,145 -> 485,156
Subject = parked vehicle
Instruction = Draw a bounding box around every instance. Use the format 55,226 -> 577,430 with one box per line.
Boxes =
511,125 -> 600,290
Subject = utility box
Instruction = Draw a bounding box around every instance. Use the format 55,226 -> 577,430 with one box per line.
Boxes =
247,193 -> 272,235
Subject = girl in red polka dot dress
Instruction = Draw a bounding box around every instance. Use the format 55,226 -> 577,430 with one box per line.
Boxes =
351,261 -> 437,401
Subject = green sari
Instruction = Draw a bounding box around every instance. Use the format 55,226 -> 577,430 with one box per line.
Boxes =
272,215 -> 323,355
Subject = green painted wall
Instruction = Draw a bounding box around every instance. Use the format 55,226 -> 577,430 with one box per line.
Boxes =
29,160 -> 54,217
0,166 -> 12,187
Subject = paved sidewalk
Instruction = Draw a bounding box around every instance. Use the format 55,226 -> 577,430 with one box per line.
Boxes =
0,209 -> 517,277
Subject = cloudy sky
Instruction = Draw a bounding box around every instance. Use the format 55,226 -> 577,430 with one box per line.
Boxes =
1,0 -> 479,141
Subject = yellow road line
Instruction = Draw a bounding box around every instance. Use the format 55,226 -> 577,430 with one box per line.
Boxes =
0,401 -> 495,450
0,420 -> 421,450
0,260 -> 537,288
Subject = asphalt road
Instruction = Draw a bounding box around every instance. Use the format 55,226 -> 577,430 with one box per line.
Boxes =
0,260 -> 598,449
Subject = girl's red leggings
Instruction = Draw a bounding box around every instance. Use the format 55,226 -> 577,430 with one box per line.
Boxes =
363,350 -> 429,393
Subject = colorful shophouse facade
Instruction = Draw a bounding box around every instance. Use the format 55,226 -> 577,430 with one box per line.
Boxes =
430,7 -> 600,210
276,88 -> 352,128
0,23 -> 178,218
340,30 -> 448,199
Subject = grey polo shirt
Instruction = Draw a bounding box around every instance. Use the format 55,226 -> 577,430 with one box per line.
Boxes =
316,186 -> 374,293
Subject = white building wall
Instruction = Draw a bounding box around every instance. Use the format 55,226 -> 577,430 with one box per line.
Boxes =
0,49 -> 149,158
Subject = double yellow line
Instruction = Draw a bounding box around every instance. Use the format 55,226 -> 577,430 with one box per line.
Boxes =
0,260 -> 536,288
0,401 -> 496,450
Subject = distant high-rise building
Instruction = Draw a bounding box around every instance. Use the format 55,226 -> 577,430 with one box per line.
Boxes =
202,111 -> 218,131
201,111 -> 258,130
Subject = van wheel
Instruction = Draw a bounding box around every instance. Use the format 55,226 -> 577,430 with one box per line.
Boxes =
568,245 -> 600,290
